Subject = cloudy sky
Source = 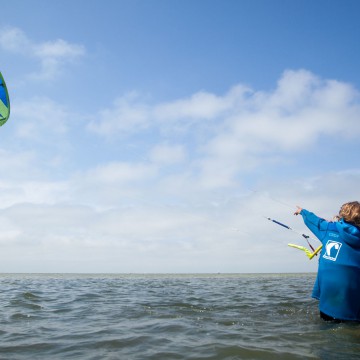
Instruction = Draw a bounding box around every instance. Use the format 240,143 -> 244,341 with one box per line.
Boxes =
0,0 -> 359,273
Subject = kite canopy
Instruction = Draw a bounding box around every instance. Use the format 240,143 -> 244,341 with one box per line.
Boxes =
0,71 -> 10,127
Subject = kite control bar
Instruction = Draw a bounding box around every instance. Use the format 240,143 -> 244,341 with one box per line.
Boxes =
265,217 -> 311,240
264,216 -> 322,258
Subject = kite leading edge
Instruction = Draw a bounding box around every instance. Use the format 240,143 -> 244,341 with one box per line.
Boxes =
0,71 -> 10,127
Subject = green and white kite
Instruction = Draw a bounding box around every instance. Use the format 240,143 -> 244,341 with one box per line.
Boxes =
0,71 -> 10,127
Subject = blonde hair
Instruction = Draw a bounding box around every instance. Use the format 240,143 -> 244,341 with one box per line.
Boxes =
339,201 -> 360,227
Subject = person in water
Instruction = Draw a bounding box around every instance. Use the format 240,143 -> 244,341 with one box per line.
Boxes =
294,201 -> 360,322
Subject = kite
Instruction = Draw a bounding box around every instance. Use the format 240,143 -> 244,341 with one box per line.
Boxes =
0,71 -> 10,126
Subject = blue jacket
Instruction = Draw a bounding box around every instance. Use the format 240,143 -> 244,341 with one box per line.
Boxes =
300,209 -> 360,321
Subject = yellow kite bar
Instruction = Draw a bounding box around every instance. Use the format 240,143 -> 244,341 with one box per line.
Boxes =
288,243 -> 323,260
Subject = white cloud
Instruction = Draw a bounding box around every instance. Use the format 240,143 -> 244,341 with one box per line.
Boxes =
87,85 -> 251,137
84,70 -> 360,193
1,69 -> 360,272
83,161 -> 157,184
241,70 -> 359,148
195,69 -> 360,187
0,27 -> 31,53
0,26 -> 85,80
149,143 -> 186,165
0,180 -> 69,209
153,85 -> 251,121
0,165 -> 359,272
87,92 -> 150,136
34,38 -> 84,59
63,161 -> 159,209
14,97 -> 70,141
0,149 -> 39,182
89,68 -> 360,149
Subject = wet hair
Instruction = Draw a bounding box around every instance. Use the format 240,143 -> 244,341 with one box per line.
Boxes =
339,201 -> 360,227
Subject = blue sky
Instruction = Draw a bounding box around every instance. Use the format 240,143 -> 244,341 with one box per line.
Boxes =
0,0 -> 360,273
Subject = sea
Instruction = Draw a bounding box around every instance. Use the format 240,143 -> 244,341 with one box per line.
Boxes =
0,273 -> 359,360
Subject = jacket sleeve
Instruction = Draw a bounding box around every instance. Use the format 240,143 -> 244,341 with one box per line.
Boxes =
300,209 -> 331,243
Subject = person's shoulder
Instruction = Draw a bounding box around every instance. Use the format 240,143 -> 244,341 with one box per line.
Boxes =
328,222 -> 338,231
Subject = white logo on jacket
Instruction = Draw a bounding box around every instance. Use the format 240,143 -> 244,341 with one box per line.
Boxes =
323,240 -> 342,261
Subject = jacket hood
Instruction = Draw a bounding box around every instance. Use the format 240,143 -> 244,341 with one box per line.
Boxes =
336,220 -> 360,248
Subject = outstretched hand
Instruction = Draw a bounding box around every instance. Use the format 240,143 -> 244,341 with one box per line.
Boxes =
294,206 -> 303,216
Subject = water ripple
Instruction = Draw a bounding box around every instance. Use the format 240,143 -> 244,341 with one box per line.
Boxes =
0,273 -> 359,359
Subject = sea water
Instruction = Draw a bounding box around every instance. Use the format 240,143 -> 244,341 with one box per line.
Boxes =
0,273 -> 359,359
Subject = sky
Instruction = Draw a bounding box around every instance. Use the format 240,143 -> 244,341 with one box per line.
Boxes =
0,0 -> 360,273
